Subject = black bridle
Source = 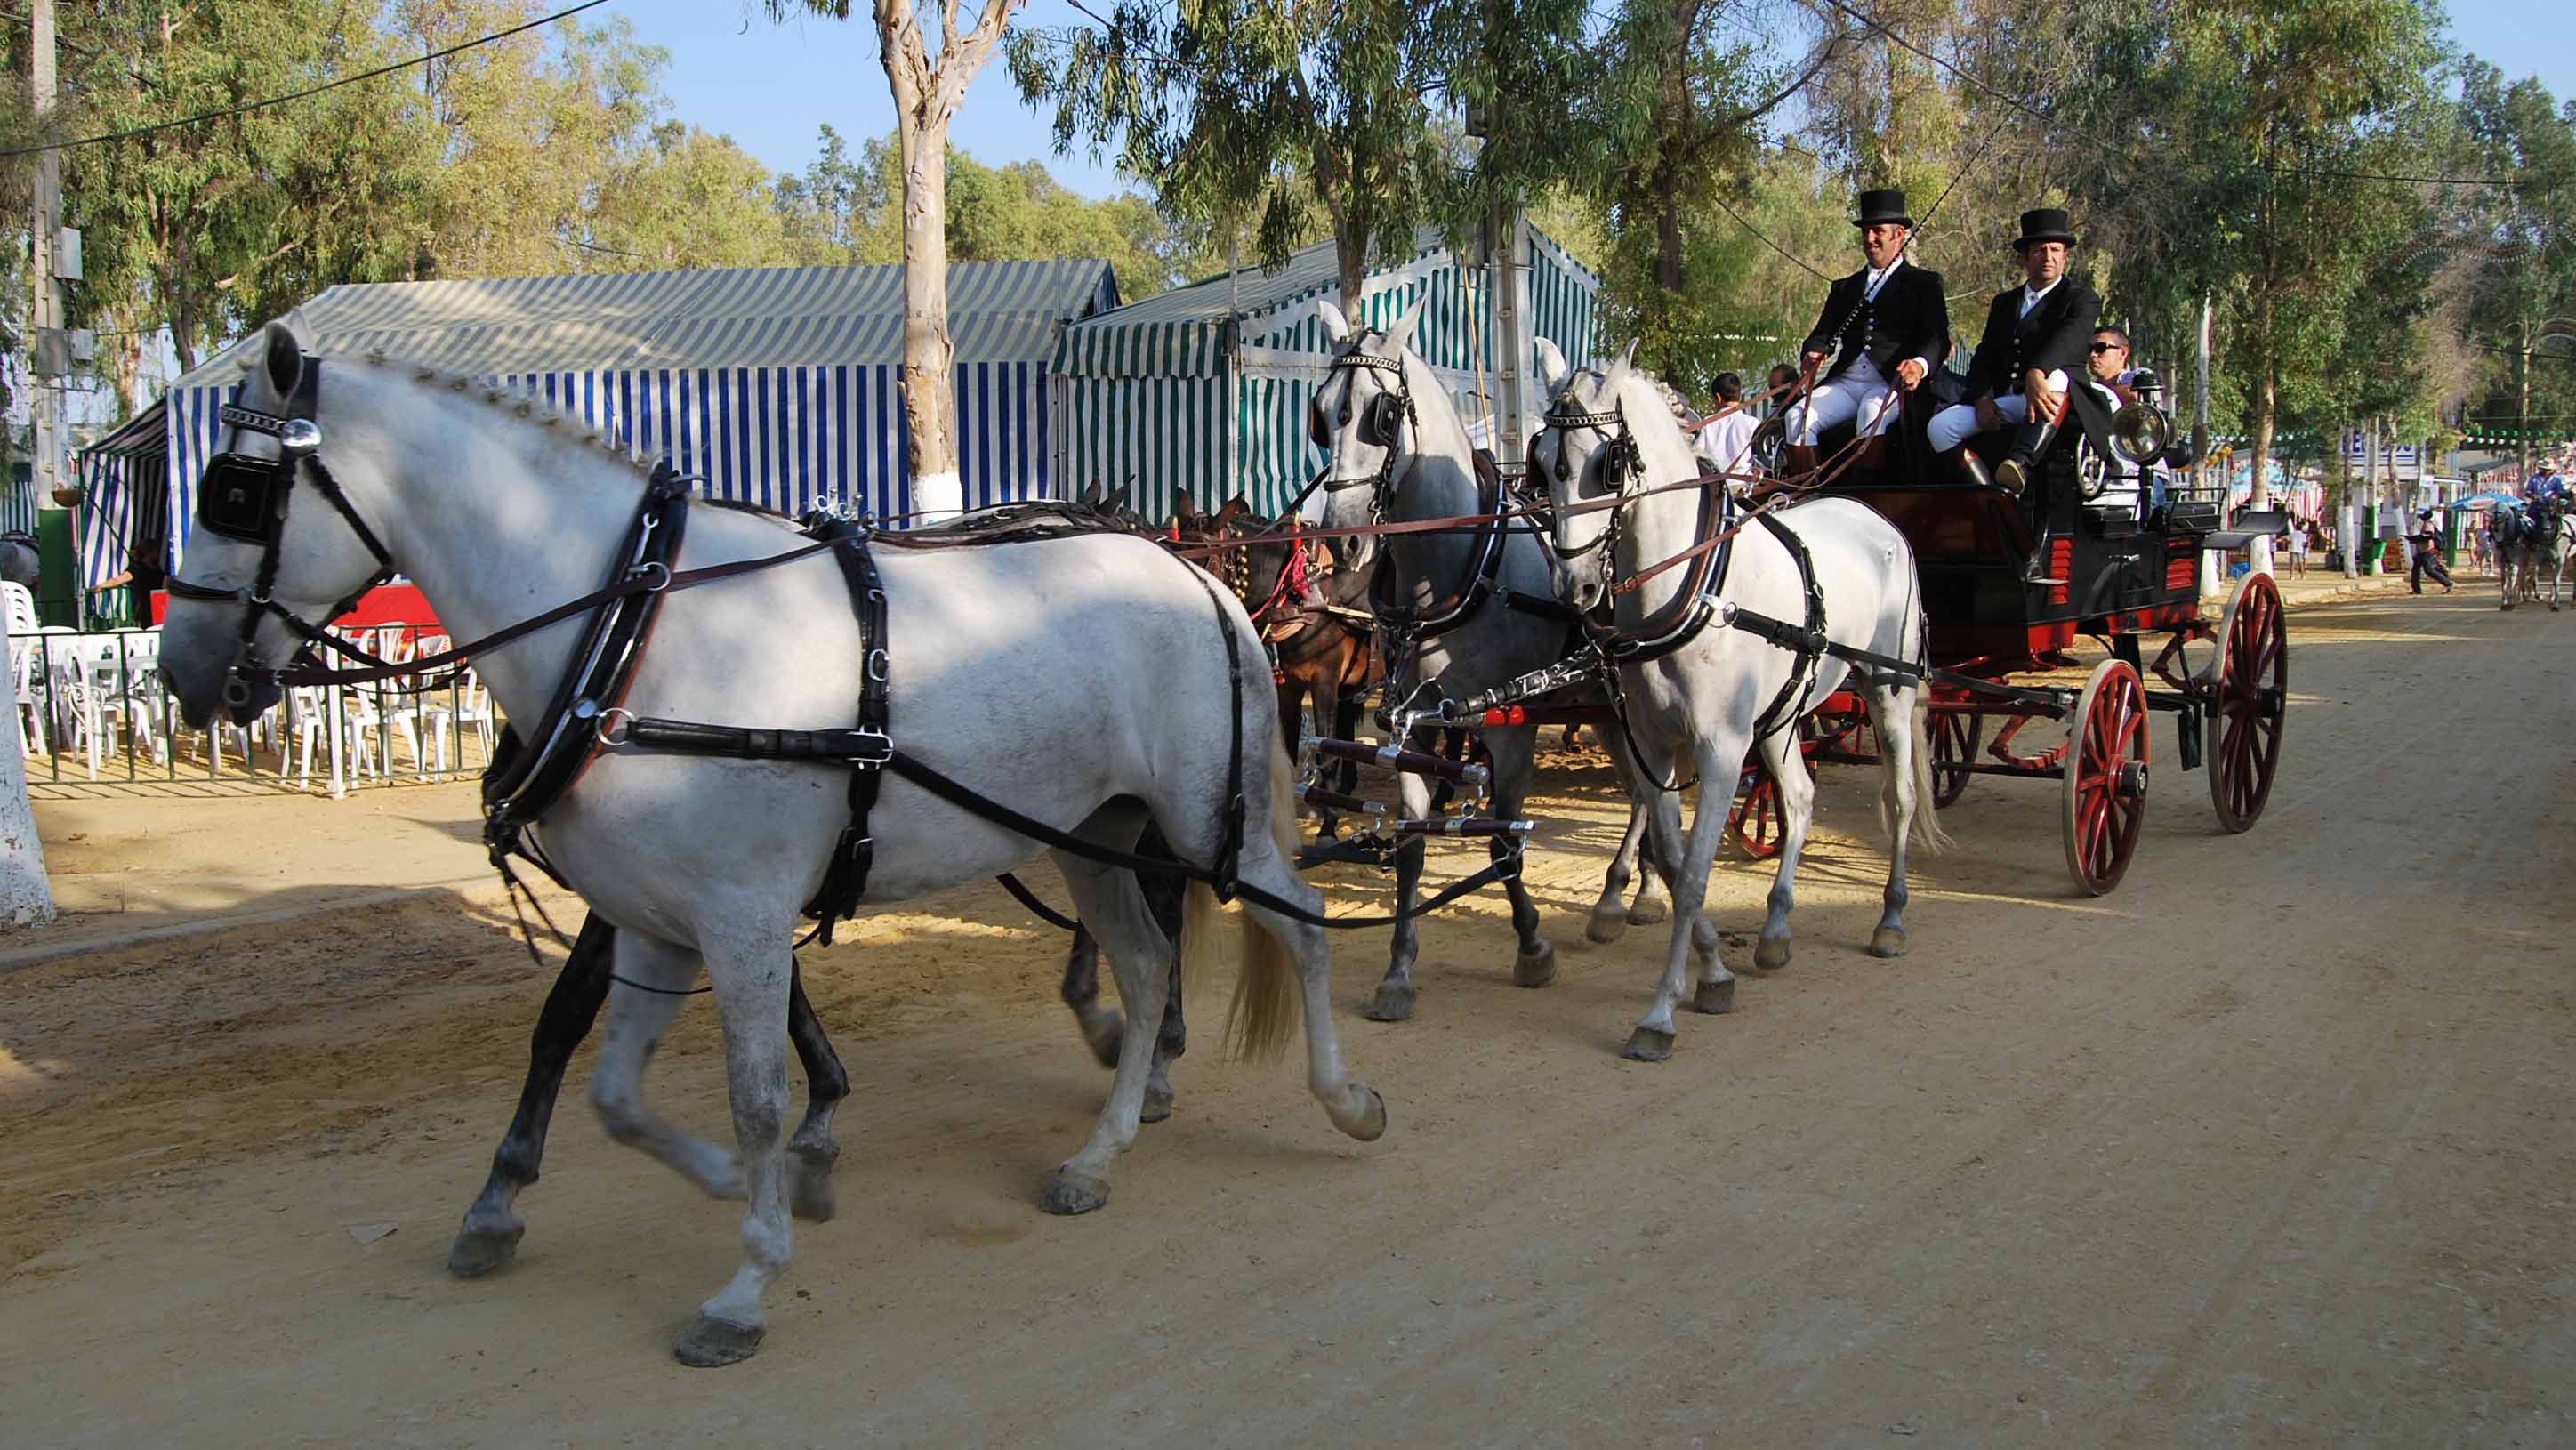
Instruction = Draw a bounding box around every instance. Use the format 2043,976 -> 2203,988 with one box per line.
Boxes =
164,362 -> 398,709
1310,349 -> 1417,517
1531,399 -> 1642,571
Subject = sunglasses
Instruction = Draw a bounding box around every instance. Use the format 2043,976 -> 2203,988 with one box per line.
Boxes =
2089,342 -> 2125,354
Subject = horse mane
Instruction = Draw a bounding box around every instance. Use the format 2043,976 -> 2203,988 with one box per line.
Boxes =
344,347 -> 659,482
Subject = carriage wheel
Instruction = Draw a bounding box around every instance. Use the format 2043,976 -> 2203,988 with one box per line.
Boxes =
1727,769 -> 1783,859
2061,659 -> 2148,896
1929,710 -> 1982,809
2206,570 -> 2287,834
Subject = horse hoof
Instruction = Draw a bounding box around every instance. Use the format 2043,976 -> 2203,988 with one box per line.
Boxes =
1867,927 -> 1907,959
1586,906 -> 1629,944
1621,1026 -> 1677,1062
789,1145 -> 839,1223
1753,936 -> 1793,971
1626,896 -> 1671,927
1513,941 -> 1558,988
1332,1083 -> 1389,1142
1364,982 -> 1417,1022
1040,1171 -> 1112,1217
1139,1081 -> 1174,1124
446,1219 -> 524,1279
673,1312 -> 766,1368
1691,978 -> 1735,1015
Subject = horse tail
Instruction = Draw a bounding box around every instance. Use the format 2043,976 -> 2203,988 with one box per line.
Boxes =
1904,692 -> 1955,854
1222,735 -> 1305,1064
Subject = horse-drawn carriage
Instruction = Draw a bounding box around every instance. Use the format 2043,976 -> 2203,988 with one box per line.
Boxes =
1722,367 -> 2292,893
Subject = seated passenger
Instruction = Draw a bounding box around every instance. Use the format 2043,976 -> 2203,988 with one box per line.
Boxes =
1928,207 -> 2102,493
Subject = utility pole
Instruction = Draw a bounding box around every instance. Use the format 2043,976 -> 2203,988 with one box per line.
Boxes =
2194,294 -> 2212,494
4,0 -> 59,930
30,0 -> 66,519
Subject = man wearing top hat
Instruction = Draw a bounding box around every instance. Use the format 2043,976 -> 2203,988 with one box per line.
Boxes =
1780,188 -> 1950,475
1928,206 -> 2101,492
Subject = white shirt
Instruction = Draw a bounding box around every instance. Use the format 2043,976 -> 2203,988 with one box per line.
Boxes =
1694,408 -> 1760,476
1863,262 -> 1897,302
2020,277 -> 2063,317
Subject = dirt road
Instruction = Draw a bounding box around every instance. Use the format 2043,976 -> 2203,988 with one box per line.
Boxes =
3,587 -> 2570,1446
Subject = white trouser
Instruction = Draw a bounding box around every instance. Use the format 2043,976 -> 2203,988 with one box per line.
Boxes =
1786,357 -> 1904,444
1928,370 -> 2072,455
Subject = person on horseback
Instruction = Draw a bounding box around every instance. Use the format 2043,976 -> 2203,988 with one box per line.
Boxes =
1928,208 -> 2104,494
1779,188 -> 1950,476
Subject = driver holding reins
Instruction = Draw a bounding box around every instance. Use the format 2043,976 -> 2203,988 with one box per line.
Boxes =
1780,188 -> 1951,476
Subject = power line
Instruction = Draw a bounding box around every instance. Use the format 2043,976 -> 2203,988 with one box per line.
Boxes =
1809,0 -> 2522,191
1709,189 -> 1831,280
0,0 -> 615,159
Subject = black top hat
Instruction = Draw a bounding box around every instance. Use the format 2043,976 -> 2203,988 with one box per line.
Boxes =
1851,189 -> 1911,228
2014,207 -> 2077,250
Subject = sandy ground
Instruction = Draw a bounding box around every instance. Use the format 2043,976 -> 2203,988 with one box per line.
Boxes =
2,577 -> 2569,1446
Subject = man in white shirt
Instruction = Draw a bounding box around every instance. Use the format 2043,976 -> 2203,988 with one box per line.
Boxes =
1694,372 -> 1760,479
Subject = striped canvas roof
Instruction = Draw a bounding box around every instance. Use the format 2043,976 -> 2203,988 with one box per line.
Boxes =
171,259 -> 1119,384
1056,228 -> 1450,378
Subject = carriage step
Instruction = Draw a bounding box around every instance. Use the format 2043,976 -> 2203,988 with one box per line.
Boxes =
1464,703 -> 1610,729
1387,817 -> 1533,838
1294,783 -> 1383,816
1309,737 -> 1490,788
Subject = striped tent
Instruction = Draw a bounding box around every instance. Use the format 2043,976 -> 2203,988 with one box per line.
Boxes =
75,260 -> 1118,590
1052,222 -> 1603,525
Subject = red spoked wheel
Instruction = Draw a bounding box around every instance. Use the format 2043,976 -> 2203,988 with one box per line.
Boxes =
1929,710 -> 1981,809
2206,570 -> 2287,833
1727,769 -> 1783,859
2061,659 -> 2148,896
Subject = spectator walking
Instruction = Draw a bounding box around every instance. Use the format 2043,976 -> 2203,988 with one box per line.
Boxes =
2409,508 -> 2455,594
2285,514 -> 2311,578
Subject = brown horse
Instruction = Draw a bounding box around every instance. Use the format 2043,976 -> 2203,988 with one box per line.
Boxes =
1179,498 -> 1383,838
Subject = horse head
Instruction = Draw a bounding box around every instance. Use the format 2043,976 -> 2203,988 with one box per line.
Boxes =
1308,294 -> 1432,540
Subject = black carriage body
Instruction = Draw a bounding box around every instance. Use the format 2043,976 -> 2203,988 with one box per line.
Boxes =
1803,381 -> 2247,670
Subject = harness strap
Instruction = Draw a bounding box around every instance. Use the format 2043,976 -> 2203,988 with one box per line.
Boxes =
1746,511 -> 1828,740
796,515 -> 891,943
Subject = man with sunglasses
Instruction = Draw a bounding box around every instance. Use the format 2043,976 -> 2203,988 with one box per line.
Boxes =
1928,207 -> 2102,493
1779,189 -> 1950,476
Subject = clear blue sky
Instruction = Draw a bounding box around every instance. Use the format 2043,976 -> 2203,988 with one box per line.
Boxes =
617,0 -> 1129,198
624,0 -> 2576,204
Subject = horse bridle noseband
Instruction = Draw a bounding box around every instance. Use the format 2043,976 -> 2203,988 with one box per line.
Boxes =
164,362 -> 398,708
1533,401 -> 1643,574
1312,350 -> 1417,515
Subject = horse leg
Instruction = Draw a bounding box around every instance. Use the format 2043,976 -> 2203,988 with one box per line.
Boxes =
1481,726 -> 1555,987
1626,737 -> 1738,1061
589,934 -> 745,1199
1135,826 -> 1191,1124
448,912 -> 615,1277
1864,683 -> 1936,959
672,922 -> 797,1368
1750,727 -> 1818,971
1308,673 -> 1342,839
783,959 -> 850,1222
1042,849 -> 1174,1216
1364,767 -> 1438,1021
1594,721 -> 1670,936
1059,924 -> 1125,1069
1231,825 -> 1386,1143
1589,795 -> 1647,943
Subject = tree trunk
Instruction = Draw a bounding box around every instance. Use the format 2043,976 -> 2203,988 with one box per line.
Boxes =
896,104 -> 959,520
2248,365 -> 2276,577
1335,226 -> 1368,317
0,697 -> 56,930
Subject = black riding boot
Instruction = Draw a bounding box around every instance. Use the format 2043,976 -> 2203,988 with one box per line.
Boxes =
1993,415 -> 2060,495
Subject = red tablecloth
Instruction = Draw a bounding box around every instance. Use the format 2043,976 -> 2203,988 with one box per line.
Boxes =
150,583 -> 439,631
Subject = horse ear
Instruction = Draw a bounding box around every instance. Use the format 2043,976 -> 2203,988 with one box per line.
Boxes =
1384,291 -> 1430,356
1316,299 -> 1352,344
1605,337 -> 1640,394
261,320 -> 304,398
1107,484 -> 1133,514
1212,497 -> 1247,529
1532,338 -> 1574,400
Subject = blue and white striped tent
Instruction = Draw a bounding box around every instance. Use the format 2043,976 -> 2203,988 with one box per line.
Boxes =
76,260 -> 1119,591
1051,222 -> 1602,524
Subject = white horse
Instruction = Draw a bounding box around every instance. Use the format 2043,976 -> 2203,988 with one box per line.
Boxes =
2535,503 -> 2574,610
1533,345 -> 1950,1061
158,323 -> 1387,1366
1307,300 -> 1694,1022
